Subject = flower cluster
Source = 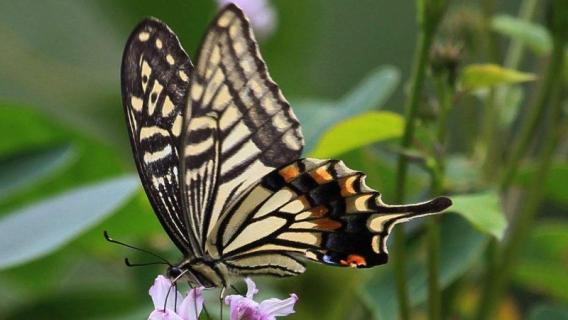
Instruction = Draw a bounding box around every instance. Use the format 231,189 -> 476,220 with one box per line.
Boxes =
148,275 -> 298,320
148,275 -> 204,320
216,0 -> 277,39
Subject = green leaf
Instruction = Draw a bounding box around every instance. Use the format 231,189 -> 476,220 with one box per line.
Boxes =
293,66 -> 400,153
0,145 -> 75,202
528,304 -> 568,320
311,111 -> 403,158
0,104 -> 126,217
444,155 -> 483,193
460,64 -> 536,92
0,175 -> 139,270
361,214 -> 488,320
516,162 -> 568,206
514,222 -> 568,303
449,191 -> 507,240
492,15 -> 552,56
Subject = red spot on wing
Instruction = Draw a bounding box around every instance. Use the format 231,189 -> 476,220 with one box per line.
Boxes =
340,254 -> 367,267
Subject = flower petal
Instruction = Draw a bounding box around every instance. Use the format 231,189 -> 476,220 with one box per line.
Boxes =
149,275 -> 183,312
244,277 -> 259,299
179,287 -> 204,320
258,294 -> 299,317
225,294 -> 260,320
148,308 -> 184,320
216,0 -> 277,39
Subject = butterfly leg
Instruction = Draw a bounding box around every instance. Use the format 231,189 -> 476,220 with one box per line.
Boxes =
174,282 -> 178,312
219,287 -> 226,320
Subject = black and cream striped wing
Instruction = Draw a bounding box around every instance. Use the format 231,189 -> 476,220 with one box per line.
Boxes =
179,5 -> 304,253
206,159 -> 451,277
121,18 -> 195,254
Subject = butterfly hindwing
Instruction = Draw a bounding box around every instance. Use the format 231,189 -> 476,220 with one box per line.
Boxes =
180,5 -> 304,252
121,18 -> 195,254
207,158 -> 451,276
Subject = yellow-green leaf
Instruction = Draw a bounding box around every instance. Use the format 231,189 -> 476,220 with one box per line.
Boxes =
449,191 -> 507,240
310,111 -> 403,158
460,64 -> 536,92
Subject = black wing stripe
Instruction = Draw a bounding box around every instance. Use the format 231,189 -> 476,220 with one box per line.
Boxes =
121,18 -> 195,254
208,158 -> 451,272
180,5 -> 304,252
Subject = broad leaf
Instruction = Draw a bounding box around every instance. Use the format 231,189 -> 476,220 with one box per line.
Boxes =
361,214 -> 488,320
293,66 -> 400,152
0,175 -> 139,270
449,191 -> 507,240
492,15 -> 552,55
460,64 -> 536,92
528,304 -> 568,320
311,111 -> 403,158
514,222 -> 568,303
516,162 -> 568,206
0,145 -> 75,202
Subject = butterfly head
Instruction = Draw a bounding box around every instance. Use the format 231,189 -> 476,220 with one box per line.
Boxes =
167,259 -> 224,288
166,265 -> 184,280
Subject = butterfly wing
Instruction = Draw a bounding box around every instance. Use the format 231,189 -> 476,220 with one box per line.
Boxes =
121,18 -> 195,254
179,5 -> 304,253
207,158 -> 452,276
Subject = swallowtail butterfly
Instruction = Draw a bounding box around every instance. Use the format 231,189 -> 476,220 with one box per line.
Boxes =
120,4 -> 452,289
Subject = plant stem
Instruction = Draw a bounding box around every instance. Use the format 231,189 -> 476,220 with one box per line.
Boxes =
392,25 -> 434,320
502,0 -> 539,69
427,73 -> 452,320
500,38 -> 566,190
477,1 -> 540,318
475,35 -> 566,320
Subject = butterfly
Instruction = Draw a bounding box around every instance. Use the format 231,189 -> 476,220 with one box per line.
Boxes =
120,4 -> 452,290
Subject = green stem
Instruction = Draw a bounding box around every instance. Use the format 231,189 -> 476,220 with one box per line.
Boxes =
427,73 -> 452,320
393,26 -> 434,320
478,0 -> 500,177
500,38 -> 566,190
502,0 -> 539,69
475,37 -> 566,320
477,1 -> 540,318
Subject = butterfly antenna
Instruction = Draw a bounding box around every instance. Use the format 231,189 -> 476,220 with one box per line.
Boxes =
124,258 -> 169,267
104,230 -> 172,266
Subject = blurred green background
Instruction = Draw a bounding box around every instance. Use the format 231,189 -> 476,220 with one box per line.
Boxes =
0,0 -> 566,319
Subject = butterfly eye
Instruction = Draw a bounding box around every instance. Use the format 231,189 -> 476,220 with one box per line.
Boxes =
167,266 -> 183,279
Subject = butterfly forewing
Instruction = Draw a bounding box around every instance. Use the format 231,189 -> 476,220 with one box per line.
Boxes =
207,158 -> 451,276
180,5 -> 304,251
121,18 -> 195,254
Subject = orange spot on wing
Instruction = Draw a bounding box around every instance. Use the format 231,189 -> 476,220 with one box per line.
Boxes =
313,218 -> 342,231
340,175 -> 358,197
340,254 -> 367,267
279,164 -> 301,182
309,205 -> 328,218
311,166 -> 333,184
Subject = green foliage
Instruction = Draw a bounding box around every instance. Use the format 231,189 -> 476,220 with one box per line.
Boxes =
361,214 -> 488,320
0,1 -> 565,319
293,66 -> 400,153
528,304 -> 568,320
514,222 -> 568,303
459,64 -> 536,92
0,145 -> 75,201
449,191 -> 507,240
0,175 -> 139,270
492,15 -> 552,55
310,111 -> 403,158
516,162 -> 568,205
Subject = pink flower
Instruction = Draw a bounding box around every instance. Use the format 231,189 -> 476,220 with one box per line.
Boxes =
217,0 -> 277,39
148,275 -> 204,320
225,278 -> 299,320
